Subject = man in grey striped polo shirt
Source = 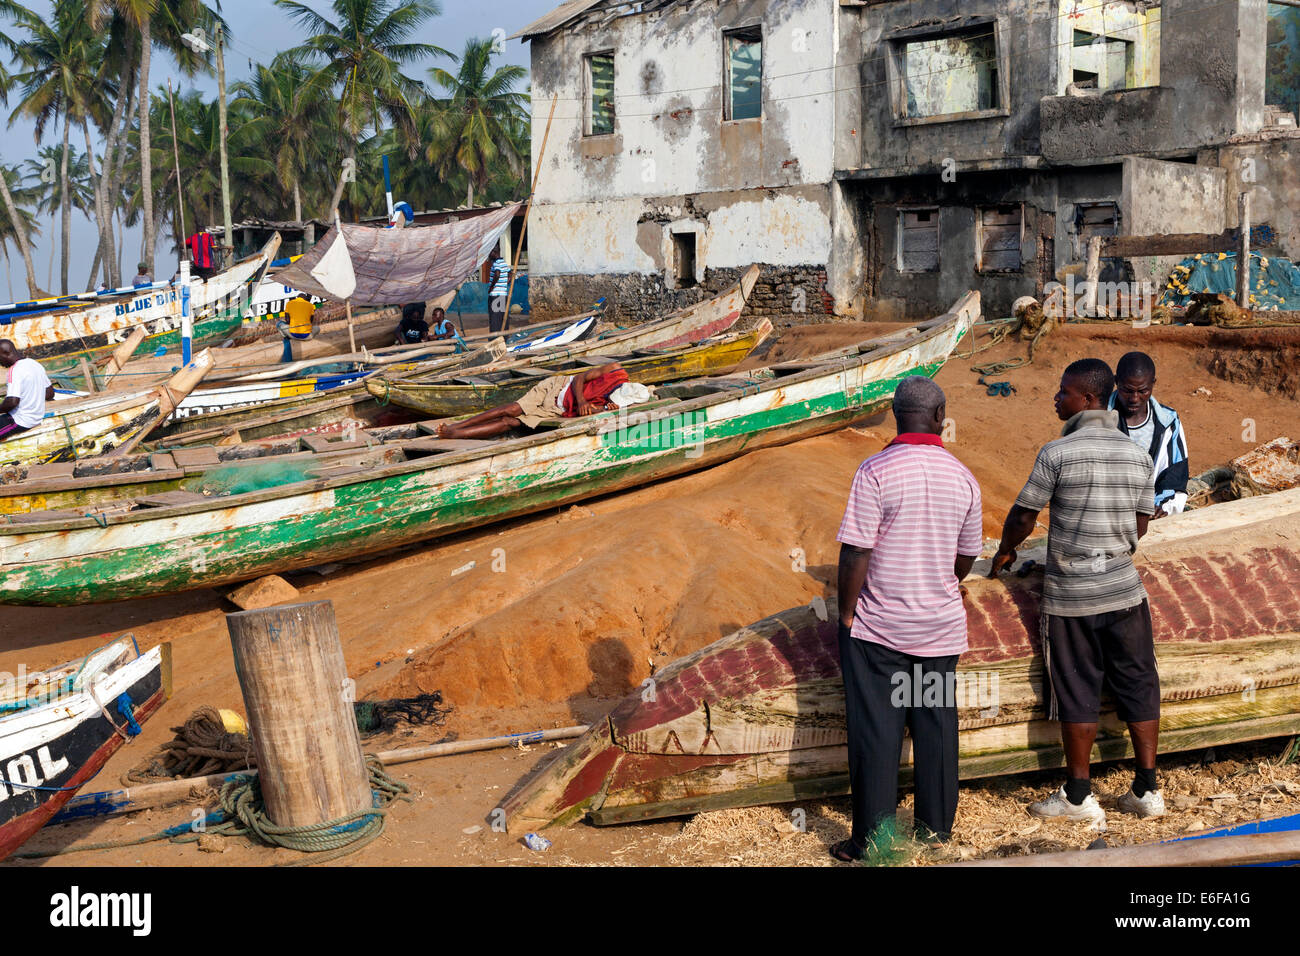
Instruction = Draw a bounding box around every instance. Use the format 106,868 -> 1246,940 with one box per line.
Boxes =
990,358 -> 1160,830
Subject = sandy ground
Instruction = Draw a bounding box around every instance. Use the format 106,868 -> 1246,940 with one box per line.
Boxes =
4,317 -> 1300,867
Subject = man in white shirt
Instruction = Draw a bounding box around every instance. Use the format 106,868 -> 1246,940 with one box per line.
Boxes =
0,339 -> 54,440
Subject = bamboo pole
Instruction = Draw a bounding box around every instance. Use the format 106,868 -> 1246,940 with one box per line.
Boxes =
346,300 -> 356,354
52,725 -> 590,824
226,601 -> 372,827
167,79 -> 187,260
501,94 -> 559,334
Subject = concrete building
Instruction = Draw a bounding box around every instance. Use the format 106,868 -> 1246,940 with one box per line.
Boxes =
513,0 -> 1300,321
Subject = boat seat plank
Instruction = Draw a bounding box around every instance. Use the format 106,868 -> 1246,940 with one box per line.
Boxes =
24,463 -> 77,480
301,436 -> 365,454
450,376 -> 498,386
149,453 -> 178,471
169,447 -> 221,468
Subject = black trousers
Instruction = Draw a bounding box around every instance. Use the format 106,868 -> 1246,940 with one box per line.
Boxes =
839,625 -> 960,842
488,294 -> 507,333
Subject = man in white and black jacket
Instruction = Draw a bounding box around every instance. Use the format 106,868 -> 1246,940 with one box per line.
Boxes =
1110,351 -> 1190,516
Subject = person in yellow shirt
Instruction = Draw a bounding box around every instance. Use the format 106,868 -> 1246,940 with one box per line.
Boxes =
279,294 -> 317,362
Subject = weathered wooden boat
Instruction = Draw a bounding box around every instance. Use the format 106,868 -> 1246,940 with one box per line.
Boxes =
367,321 -> 774,418
0,292 -> 974,605
8,235 -> 279,362
147,268 -> 761,448
0,351 -> 214,467
500,488 -> 1300,831
0,640 -> 171,861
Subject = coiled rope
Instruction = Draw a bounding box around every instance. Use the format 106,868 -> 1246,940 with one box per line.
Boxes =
15,755 -> 410,866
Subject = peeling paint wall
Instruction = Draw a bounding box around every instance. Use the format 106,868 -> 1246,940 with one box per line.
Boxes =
528,0 -> 843,314
1211,138 -> 1300,262
1057,1 -> 1161,94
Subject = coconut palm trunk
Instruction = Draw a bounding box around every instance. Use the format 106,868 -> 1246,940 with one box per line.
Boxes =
83,120 -> 112,291
138,14 -> 154,273
0,165 -> 41,297
59,116 -> 71,295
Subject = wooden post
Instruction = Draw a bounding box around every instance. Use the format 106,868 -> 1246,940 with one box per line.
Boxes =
345,300 -> 357,354
1083,235 -> 1102,317
78,355 -> 98,393
501,94 -> 559,334
226,601 -> 371,828
1237,191 -> 1252,310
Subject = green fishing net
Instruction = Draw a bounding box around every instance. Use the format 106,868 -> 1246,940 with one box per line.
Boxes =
180,460 -> 321,497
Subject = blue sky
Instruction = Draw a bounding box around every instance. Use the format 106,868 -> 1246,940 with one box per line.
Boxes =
4,0 -> 556,298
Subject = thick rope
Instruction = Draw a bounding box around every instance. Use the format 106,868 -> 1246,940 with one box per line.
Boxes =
124,706 -> 255,783
17,756 -> 409,866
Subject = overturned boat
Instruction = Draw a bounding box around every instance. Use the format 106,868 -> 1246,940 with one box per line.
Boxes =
502,487 -> 1300,831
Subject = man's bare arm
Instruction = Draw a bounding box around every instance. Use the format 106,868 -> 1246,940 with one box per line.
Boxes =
990,505 -> 1040,577
954,554 -> 977,582
837,543 -> 872,629
1136,513 -> 1150,539
0,396 -> 17,414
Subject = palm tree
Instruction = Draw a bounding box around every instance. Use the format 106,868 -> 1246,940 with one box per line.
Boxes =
0,0 -> 44,296
8,0 -> 109,294
427,37 -> 527,208
22,143 -> 93,290
275,0 -> 448,220
90,0 -> 214,277
231,52 -> 334,222
0,161 -> 40,298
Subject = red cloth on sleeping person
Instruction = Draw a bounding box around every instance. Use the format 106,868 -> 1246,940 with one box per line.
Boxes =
561,368 -> 630,416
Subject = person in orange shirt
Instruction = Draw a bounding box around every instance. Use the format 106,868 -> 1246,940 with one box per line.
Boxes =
278,294 -> 316,362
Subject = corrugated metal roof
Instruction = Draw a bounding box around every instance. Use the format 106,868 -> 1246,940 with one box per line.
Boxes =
509,0 -> 606,40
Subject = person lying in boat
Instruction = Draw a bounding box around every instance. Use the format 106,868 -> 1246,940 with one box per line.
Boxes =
0,339 -> 55,441
396,302 -> 430,344
435,363 -> 638,440
1108,351 -> 1189,518
430,307 -> 456,341
990,358 -> 1163,830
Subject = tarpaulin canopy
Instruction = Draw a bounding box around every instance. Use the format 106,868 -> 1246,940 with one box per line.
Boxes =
275,203 -> 521,306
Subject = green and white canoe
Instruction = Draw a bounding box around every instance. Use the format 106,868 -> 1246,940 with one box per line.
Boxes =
0,293 -> 977,606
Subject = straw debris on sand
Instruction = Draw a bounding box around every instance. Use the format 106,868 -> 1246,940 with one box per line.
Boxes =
655,739 -> 1300,866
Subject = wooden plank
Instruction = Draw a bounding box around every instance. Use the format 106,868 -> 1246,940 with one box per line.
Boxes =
1099,223 -> 1274,259
134,491 -> 209,508
149,453 -> 178,471
401,437 -> 498,454
952,831 -> 1300,868
301,435 -> 364,454
23,463 -> 77,481
169,446 -> 221,468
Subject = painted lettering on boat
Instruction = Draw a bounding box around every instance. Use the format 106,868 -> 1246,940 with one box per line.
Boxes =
0,745 -> 70,800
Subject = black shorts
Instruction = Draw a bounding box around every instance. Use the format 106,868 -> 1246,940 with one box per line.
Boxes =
1042,600 -> 1160,724
0,412 -> 30,440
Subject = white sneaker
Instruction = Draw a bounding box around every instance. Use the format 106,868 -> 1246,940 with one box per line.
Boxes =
1117,788 -> 1166,818
1028,786 -> 1107,830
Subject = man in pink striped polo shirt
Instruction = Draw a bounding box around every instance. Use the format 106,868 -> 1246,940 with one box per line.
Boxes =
831,376 -> 982,861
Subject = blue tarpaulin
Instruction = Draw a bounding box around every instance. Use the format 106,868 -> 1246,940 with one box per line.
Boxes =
1159,251 -> 1300,311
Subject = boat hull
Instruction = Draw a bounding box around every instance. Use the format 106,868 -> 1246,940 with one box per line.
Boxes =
500,490 -> 1300,830
0,644 -> 170,860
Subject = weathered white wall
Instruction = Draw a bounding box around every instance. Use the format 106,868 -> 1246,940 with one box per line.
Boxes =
1121,157 -> 1226,285
527,0 -> 840,281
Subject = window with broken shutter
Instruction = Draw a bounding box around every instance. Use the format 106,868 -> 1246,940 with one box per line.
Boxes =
899,208 -> 940,273
587,53 -> 615,135
979,206 -> 1023,272
725,27 -> 762,121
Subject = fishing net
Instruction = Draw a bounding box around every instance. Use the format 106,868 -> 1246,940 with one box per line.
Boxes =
1159,251 -> 1300,311
354,691 -> 451,737
180,460 -> 321,497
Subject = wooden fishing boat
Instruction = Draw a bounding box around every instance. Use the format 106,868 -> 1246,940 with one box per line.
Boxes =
367,321 -> 774,418
0,640 -> 171,861
0,292 -> 974,605
500,488 -> 1300,832
7,235 -> 279,362
148,268 -> 761,448
0,351 -> 214,467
